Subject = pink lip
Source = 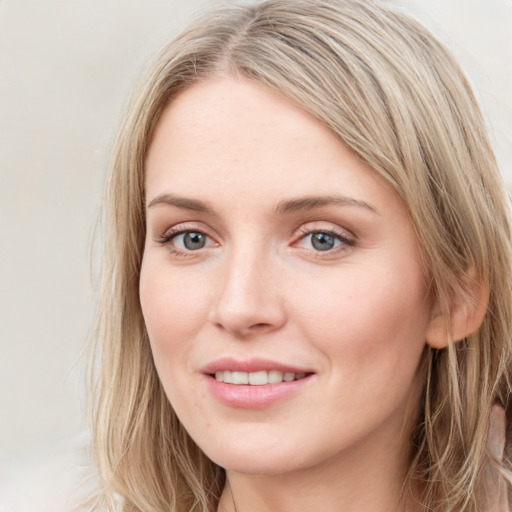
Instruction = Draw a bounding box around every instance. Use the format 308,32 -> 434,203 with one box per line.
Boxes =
202,357 -> 313,374
202,357 -> 315,409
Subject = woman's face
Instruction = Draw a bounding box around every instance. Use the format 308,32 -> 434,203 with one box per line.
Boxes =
140,76 -> 433,476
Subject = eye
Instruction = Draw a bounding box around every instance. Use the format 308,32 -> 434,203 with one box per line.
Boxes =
154,226 -> 217,255
294,228 -> 355,254
309,232 -> 339,251
173,231 -> 209,251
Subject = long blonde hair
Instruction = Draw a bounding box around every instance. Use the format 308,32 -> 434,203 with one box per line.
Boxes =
89,1 -> 512,510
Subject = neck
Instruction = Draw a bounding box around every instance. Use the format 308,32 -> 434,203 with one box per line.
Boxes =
217,436 -> 421,512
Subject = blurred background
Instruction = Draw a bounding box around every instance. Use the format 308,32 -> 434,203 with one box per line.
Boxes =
0,0 -> 511,510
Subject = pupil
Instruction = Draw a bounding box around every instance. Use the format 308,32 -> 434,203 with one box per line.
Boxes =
184,232 -> 206,250
311,233 -> 335,251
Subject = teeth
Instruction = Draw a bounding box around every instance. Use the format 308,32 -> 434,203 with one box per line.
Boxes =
231,371 -> 249,385
214,370 -> 307,385
249,371 -> 267,385
268,370 -> 283,384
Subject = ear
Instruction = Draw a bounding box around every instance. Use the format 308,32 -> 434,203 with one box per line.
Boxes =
426,268 -> 489,349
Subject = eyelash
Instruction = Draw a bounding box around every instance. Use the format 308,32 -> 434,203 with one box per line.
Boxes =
293,226 -> 356,255
154,224 -> 356,258
154,225 -> 215,257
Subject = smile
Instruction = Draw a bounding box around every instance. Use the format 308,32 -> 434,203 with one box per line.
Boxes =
214,370 -> 308,385
202,358 -> 315,408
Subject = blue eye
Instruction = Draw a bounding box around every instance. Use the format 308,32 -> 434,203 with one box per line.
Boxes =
155,228 -> 215,255
310,232 -> 337,251
172,231 -> 209,250
297,229 -> 354,253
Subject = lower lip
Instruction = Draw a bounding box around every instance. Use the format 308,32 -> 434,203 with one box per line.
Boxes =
205,374 -> 314,409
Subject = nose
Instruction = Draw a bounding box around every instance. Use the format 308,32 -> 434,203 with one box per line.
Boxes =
208,246 -> 287,337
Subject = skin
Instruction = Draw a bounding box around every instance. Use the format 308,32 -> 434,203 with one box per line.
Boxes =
140,76 -> 435,512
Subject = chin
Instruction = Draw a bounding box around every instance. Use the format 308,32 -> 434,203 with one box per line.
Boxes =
195,432 -> 323,476
210,452 -> 304,476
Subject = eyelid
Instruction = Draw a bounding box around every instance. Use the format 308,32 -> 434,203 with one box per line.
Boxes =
153,222 -> 219,253
154,222 -> 208,241
292,222 -> 356,254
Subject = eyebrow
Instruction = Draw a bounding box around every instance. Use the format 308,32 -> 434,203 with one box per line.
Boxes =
146,192 -> 377,215
147,193 -> 215,214
274,195 -> 378,215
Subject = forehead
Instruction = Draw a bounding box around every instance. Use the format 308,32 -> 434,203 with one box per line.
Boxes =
146,76 -> 346,177
144,76 -> 403,219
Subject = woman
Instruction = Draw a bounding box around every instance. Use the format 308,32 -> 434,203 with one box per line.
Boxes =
89,0 -> 512,511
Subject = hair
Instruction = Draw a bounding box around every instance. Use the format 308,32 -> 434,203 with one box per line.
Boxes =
88,1 -> 512,511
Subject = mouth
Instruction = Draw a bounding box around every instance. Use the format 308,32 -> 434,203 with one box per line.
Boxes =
202,358 -> 315,408
212,370 -> 311,385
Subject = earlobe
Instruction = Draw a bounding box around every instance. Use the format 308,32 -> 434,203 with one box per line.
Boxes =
426,269 -> 489,349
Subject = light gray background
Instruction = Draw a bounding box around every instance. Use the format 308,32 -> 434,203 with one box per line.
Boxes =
1,0 -> 511,507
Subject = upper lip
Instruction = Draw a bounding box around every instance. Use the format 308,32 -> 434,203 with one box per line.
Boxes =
202,357 -> 314,375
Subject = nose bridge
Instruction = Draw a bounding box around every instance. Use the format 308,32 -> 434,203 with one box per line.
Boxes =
210,236 -> 285,335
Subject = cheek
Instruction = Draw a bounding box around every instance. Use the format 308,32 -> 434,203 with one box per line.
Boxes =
139,257 -> 212,365
139,258 -> 216,423
287,267 -> 430,439
290,262 -> 430,380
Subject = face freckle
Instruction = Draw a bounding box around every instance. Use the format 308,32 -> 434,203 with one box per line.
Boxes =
139,75 -> 433,478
